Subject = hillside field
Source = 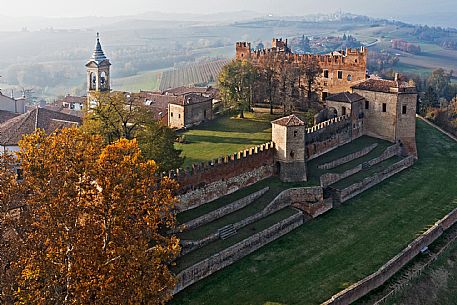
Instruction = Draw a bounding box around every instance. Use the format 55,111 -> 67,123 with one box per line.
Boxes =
171,119 -> 457,305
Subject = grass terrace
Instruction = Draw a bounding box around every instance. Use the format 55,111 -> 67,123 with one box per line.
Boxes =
173,207 -> 300,273
306,136 -> 392,185
177,178 -> 311,241
171,119 -> 457,305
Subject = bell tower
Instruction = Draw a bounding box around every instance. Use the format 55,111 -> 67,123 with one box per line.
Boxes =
86,33 -> 111,101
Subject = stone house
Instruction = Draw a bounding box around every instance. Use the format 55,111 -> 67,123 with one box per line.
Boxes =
168,93 -> 213,129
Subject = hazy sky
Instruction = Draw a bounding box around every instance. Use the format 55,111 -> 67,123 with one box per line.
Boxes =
2,0 -> 454,18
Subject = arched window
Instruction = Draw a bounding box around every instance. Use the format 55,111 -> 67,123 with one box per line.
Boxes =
100,71 -> 107,89
90,72 -> 96,90
347,74 -> 353,81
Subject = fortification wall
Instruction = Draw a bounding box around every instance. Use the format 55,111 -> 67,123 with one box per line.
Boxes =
236,41 -> 367,94
305,115 -> 358,160
320,143 -> 401,188
318,143 -> 378,170
180,186 -> 327,255
174,211 -> 304,294
174,143 -> 276,211
178,187 -> 270,233
335,155 -> 414,203
321,206 -> 457,305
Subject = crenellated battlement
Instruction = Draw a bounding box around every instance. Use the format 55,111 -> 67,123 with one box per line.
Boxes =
236,38 -> 367,96
306,114 -> 351,134
167,142 -> 276,194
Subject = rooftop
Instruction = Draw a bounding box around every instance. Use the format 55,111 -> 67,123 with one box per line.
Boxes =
326,92 -> 365,104
271,114 -> 305,127
0,107 -> 81,146
0,110 -> 20,124
352,78 -> 416,94
86,33 -> 110,66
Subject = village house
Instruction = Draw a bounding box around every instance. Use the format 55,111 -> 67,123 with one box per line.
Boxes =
0,107 -> 81,153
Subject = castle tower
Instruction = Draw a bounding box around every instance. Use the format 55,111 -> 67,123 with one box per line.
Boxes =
272,115 -> 307,182
86,33 -> 111,96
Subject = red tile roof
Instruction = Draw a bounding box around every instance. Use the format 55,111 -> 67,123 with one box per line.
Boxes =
352,79 -> 416,93
326,92 -> 365,104
0,107 -> 81,146
272,114 -> 305,127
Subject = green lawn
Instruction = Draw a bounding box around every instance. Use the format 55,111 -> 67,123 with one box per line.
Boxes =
170,120 -> 457,305
176,113 -> 278,167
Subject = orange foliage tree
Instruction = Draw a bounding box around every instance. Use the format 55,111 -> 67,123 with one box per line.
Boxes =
1,128 -> 180,304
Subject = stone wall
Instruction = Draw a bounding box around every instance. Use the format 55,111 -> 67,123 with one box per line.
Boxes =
174,142 -> 276,211
335,155 -> 414,203
320,144 -> 401,188
321,206 -> 457,305
318,143 -> 378,170
174,211 -> 304,294
180,186 -> 326,255
178,187 -> 270,232
305,115 -> 359,160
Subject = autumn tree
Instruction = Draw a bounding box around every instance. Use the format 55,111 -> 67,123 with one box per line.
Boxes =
0,153 -> 24,304
3,128 -> 180,305
218,59 -> 258,118
258,53 -> 279,114
303,57 -> 323,99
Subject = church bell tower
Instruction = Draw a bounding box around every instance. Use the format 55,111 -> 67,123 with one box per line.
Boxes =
86,33 -> 111,103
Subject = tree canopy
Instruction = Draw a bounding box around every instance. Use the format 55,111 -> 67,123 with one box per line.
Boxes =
0,128 -> 180,305
218,59 -> 258,118
83,92 -> 184,172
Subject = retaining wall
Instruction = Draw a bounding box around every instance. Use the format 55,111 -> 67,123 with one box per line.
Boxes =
336,156 -> 415,203
178,187 -> 270,232
321,207 -> 457,305
320,144 -> 401,188
174,211 -> 304,294
318,143 -> 378,170
180,186 -> 326,255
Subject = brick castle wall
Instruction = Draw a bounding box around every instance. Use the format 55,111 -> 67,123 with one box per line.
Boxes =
236,39 -> 367,95
173,143 -> 276,211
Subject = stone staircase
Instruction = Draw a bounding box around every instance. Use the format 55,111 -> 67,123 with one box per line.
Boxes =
218,224 -> 237,239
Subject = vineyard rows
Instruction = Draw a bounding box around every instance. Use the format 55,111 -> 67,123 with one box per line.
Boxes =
159,60 -> 229,91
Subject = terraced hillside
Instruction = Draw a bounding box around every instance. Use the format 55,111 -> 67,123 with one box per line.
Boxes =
159,60 -> 229,91
172,134 -> 405,296
171,120 -> 457,305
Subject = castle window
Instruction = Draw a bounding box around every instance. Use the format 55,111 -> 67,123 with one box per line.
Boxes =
365,100 -> 369,110
290,150 -> 295,159
342,106 -> 347,115
294,130 -> 298,137
178,114 -> 181,119
323,70 -> 329,78
204,110 -> 207,118
337,71 -> 343,79
347,74 -> 352,81
382,103 -> 387,112
170,112 -> 173,117
402,105 -> 407,114
355,59 -> 358,63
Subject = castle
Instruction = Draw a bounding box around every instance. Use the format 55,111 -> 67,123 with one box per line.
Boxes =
171,73 -> 418,292
236,38 -> 368,100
